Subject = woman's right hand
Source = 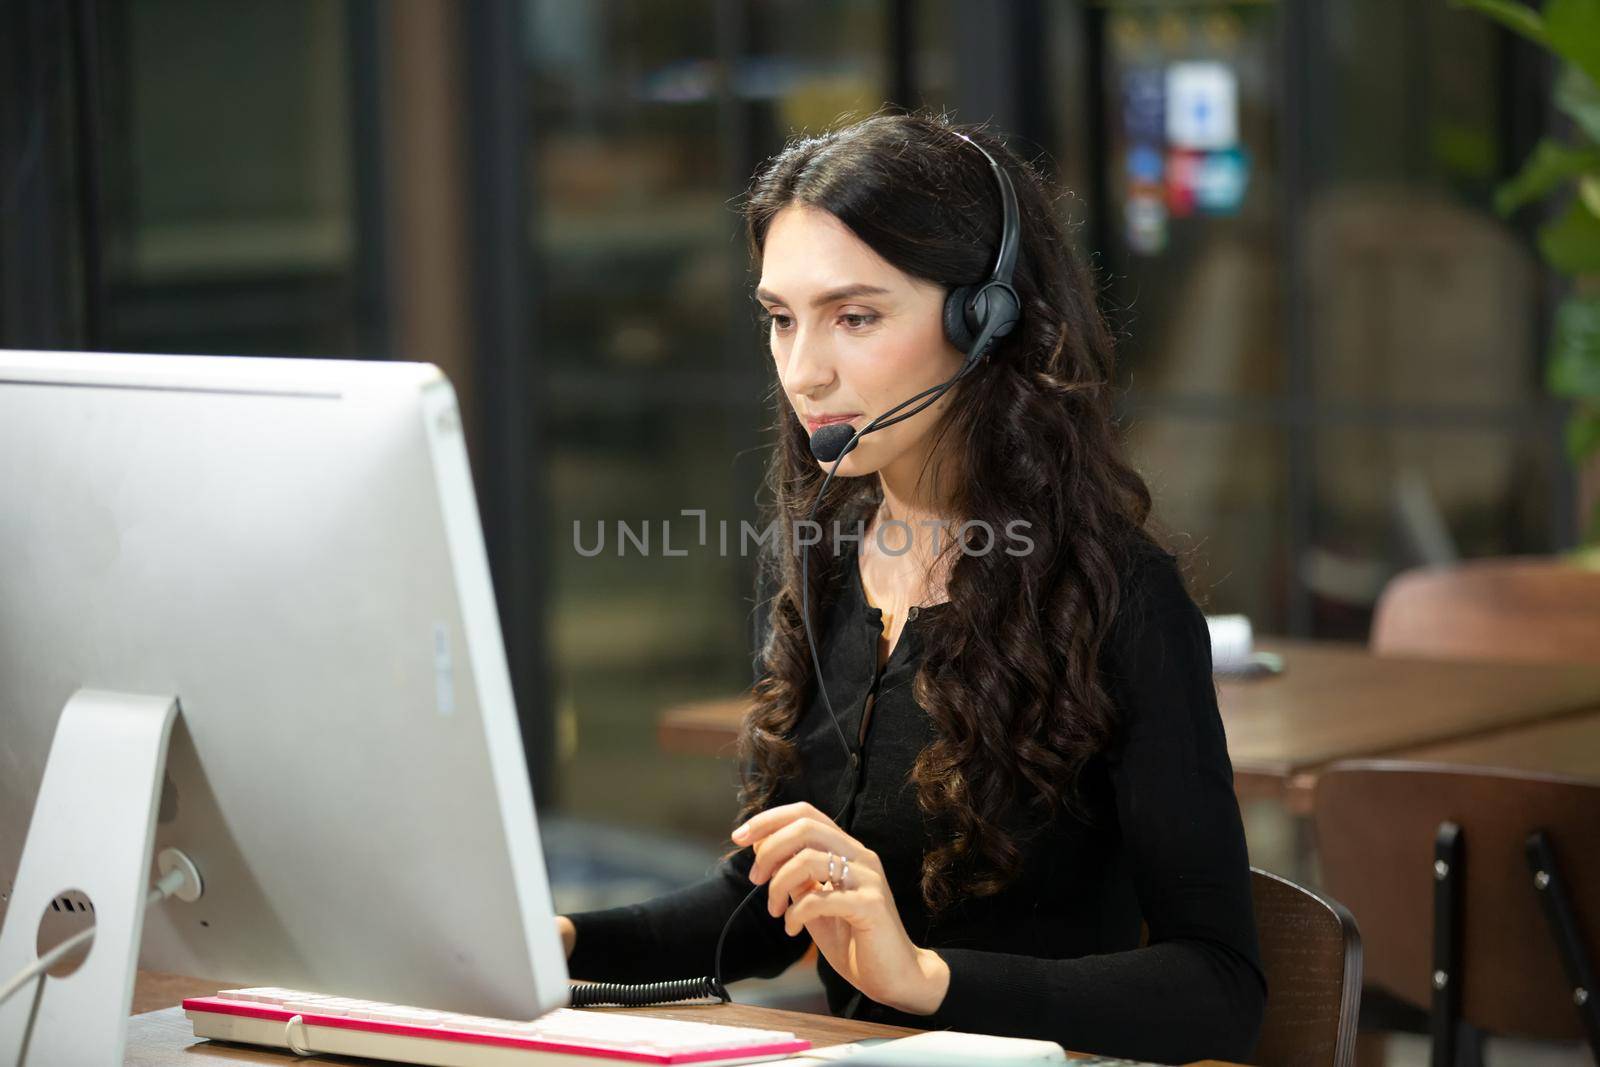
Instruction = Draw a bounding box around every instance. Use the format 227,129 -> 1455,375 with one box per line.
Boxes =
555,916 -> 576,959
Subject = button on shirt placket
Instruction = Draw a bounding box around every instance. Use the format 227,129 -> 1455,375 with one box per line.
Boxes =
843,606 -> 895,830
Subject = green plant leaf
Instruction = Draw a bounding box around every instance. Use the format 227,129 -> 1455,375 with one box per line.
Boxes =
1450,0 -> 1550,46
1556,64 -> 1600,143
1546,0 -> 1600,87
1566,408 -> 1600,461
1494,138 -> 1600,214
1538,198 -> 1600,273
1583,174 -> 1600,217
1548,296 -> 1600,398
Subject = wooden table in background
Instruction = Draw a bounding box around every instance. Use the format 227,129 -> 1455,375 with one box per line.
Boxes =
1386,706 -> 1600,779
126,971 -> 1243,1066
658,639 -> 1600,812
657,694 -> 753,757
1223,640 -> 1600,809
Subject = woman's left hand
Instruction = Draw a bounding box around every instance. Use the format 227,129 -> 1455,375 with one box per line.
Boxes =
732,802 -> 950,1015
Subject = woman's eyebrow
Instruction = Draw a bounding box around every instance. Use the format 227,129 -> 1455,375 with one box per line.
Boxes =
754,284 -> 891,308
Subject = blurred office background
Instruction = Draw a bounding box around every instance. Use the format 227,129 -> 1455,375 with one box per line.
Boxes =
0,0 -> 1575,881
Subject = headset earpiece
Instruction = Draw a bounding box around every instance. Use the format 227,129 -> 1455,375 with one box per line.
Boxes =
944,279 -> 1022,358
941,132 -> 1024,361
943,285 -> 977,353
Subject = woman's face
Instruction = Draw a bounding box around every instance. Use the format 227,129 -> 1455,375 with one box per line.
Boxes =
756,204 -> 966,481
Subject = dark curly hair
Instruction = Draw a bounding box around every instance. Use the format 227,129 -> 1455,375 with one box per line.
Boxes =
736,111 -> 1161,917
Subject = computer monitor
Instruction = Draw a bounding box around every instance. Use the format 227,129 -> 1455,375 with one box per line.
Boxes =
0,351 -> 569,1062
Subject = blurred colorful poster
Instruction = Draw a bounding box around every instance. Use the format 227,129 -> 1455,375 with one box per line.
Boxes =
1117,50 -> 1249,251
1165,61 -> 1238,151
1125,189 -> 1168,255
1121,66 -> 1165,144
1126,143 -> 1164,186
1166,149 -> 1200,218
1166,146 -> 1250,218
1195,146 -> 1250,214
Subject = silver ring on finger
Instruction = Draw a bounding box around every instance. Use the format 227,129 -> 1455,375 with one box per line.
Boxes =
840,856 -> 850,889
826,851 -> 837,887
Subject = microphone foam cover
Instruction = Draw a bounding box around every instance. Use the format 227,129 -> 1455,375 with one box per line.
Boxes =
809,422 -> 859,463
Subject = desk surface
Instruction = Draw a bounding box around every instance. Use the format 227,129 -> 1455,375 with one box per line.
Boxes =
1388,705 -> 1600,778
658,639 -> 1600,802
127,972 -> 1241,1066
1217,639 -> 1600,787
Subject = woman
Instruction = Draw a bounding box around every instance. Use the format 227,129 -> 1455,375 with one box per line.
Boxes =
557,112 -> 1266,1065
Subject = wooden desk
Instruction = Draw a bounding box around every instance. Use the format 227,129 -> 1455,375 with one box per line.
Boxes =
126,971 -> 1241,1066
1222,640 -> 1600,808
1386,706 -> 1600,779
658,639 -> 1600,811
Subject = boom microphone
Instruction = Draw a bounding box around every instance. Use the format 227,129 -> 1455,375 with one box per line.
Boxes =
808,421 -> 859,462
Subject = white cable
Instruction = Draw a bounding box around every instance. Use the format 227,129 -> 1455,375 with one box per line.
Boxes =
284,1014 -> 314,1055
0,863 -> 194,1008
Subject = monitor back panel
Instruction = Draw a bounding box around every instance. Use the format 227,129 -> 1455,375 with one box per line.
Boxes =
0,351 -> 567,1020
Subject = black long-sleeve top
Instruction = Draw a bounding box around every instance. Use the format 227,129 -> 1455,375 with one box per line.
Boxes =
566,539 -> 1266,1065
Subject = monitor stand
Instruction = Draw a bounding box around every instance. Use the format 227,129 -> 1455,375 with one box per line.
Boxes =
0,689 -> 179,1065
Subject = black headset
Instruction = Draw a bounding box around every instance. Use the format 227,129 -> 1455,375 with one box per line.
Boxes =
940,131 -> 1023,361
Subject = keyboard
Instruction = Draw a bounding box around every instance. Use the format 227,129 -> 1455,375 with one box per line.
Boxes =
184,987 -> 814,1065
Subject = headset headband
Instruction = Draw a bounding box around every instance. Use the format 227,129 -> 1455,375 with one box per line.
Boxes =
941,129 -> 1024,361
950,130 -> 1021,288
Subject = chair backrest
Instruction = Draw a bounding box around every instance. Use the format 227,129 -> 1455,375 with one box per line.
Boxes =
1250,867 -> 1362,1067
1371,558 -> 1600,664
1313,761 -> 1600,1039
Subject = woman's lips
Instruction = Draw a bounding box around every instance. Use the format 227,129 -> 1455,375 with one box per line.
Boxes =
804,413 -> 860,433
